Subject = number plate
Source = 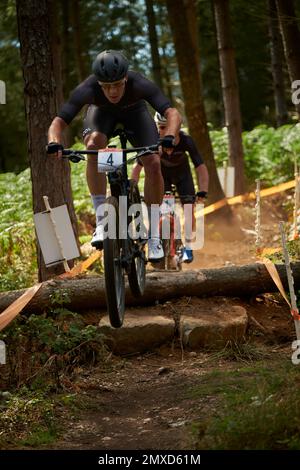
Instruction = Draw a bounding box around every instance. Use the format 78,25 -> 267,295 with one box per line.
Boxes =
97,150 -> 123,172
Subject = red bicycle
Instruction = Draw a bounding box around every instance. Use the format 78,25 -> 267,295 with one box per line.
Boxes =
159,189 -> 184,271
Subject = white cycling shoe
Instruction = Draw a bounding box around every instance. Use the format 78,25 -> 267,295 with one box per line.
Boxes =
148,238 -> 164,262
91,224 -> 104,249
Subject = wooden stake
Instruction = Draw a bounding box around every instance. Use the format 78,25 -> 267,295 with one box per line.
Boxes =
223,160 -> 228,197
255,179 -> 262,254
280,221 -> 300,340
293,164 -> 300,240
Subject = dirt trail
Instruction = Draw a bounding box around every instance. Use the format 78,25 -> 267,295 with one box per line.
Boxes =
47,350 -> 207,450
44,340 -> 292,450
22,196 -> 297,450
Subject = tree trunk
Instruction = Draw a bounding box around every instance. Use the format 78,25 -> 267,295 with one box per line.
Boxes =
16,0 -> 79,281
166,0 -> 232,219
213,0 -> 245,195
161,46 -> 174,105
0,262 -> 299,314
276,0 -> 300,116
145,0 -> 164,91
48,0 -> 64,109
268,0 -> 289,126
61,0 -> 71,97
71,0 -> 86,83
156,1 -> 174,104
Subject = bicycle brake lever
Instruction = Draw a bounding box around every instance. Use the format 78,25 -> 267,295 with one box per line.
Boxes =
136,149 -> 152,158
68,153 -> 85,163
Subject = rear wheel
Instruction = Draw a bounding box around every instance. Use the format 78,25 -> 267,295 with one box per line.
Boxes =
161,214 -> 180,270
162,238 -> 170,270
103,196 -> 125,328
127,180 -> 146,297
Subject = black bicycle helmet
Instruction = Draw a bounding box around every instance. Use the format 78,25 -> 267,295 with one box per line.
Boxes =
92,50 -> 129,82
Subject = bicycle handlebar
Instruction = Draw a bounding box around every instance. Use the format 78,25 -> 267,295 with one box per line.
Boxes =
62,144 -> 159,161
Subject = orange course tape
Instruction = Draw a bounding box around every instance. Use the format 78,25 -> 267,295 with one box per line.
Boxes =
262,257 -> 300,322
291,309 -> 300,321
0,178 -> 296,332
258,247 -> 281,257
203,178 -> 296,216
59,251 -> 101,279
0,283 -> 43,332
0,251 -> 101,331
261,257 -> 291,307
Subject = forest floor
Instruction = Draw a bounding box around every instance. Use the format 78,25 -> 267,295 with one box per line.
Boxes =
1,193 -> 299,451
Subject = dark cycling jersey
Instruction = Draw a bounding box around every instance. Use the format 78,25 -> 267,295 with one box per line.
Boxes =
161,159 -> 196,204
58,71 -> 171,125
138,130 -> 203,168
137,131 -> 204,203
161,131 -> 203,168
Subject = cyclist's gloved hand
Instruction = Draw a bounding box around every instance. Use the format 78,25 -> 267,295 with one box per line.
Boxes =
159,135 -> 176,149
46,142 -> 64,154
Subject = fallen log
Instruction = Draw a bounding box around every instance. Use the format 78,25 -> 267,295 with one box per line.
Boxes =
0,262 -> 298,315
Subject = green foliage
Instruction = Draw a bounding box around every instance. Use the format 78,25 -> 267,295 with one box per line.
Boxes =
2,0 -> 293,173
0,310 -> 107,389
0,389 -> 59,448
211,123 -> 300,187
207,339 -> 271,363
198,0 -> 293,129
0,168 -> 37,290
68,140 -> 93,215
0,0 -> 27,172
1,123 -> 299,291
189,359 -> 300,450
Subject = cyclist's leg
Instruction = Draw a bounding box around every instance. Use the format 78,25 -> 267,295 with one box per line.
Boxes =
123,105 -> 163,206
123,106 -> 164,261
83,105 -> 116,246
159,166 -> 178,269
83,105 -> 116,196
160,165 -> 172,241
175,162 -> 196,263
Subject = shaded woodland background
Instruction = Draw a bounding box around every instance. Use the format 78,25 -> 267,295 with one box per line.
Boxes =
1,0 -> 300,280
1,0 -> 299,173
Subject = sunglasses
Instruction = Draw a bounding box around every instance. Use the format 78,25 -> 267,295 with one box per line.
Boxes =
98,79 -> 127,90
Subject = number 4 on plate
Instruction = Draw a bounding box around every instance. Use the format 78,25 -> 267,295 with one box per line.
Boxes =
98,150 -> 123,173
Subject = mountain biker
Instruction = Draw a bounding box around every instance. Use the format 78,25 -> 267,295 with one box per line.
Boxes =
131,112 -> 209,263
46,50 -> 181,262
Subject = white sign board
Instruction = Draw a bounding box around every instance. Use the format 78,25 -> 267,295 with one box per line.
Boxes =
217,166 -> 235,197
0,80 -> 6,104
98,150 -> 123,172
34,204 -> 80,267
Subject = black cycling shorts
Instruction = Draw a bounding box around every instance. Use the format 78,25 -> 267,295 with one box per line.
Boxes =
82,103 -> 159,147
161,159 -> 195,204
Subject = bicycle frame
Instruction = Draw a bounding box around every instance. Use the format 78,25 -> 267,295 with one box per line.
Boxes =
159,191 -> 183,270
61,134 -> 159,326
63,132 -> 158,273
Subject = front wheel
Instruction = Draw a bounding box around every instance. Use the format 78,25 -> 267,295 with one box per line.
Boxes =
128,246 -> 146,296
103,196 -> 125,328
127,180 -> 146,297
